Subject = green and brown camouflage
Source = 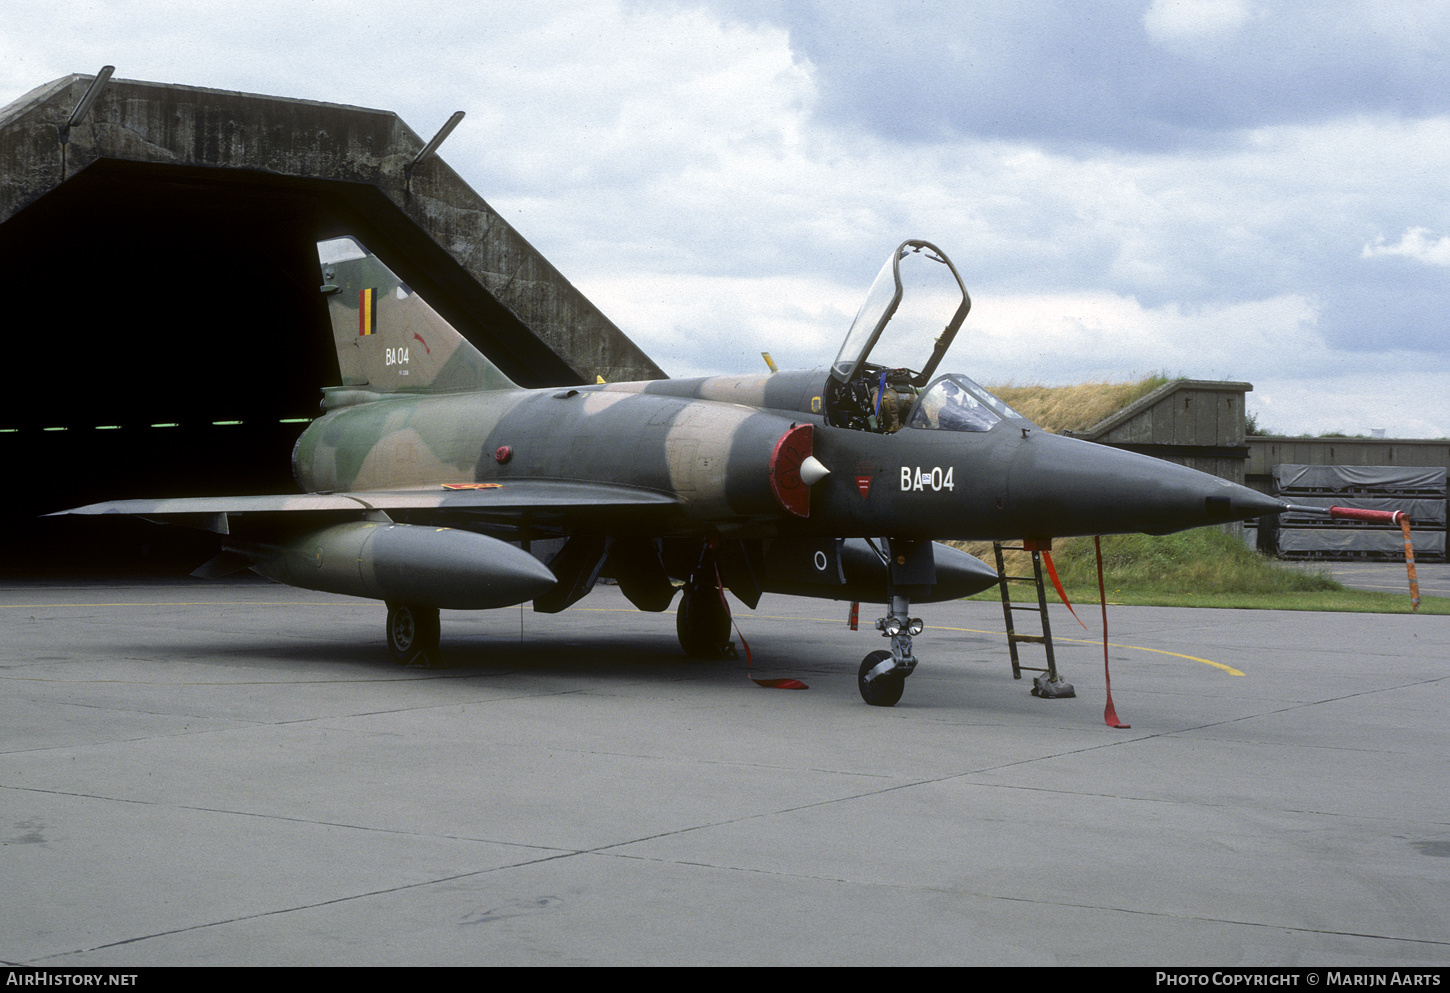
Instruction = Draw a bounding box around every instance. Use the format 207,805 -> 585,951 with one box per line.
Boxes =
298,239 -> 1282,540
318,236 -> 515,399
57,237 -> 1293,702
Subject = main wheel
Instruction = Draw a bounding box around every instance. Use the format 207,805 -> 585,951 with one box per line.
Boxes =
676,581 -> 732,658
858,649 -> 905,707
386,603 -> 441,667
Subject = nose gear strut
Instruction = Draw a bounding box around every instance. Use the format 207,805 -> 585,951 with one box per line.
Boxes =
857,538 -> 932,706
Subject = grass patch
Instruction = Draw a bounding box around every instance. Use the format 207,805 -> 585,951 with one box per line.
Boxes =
987,375 -> 1172,434
958,527 -> 1444,614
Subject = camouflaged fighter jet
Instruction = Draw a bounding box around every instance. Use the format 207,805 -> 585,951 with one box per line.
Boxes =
58,238 -> 1289,706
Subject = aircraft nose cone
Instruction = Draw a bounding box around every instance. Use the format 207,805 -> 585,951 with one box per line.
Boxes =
1004,432 -> 1287,537
1219,485 -> 1293,521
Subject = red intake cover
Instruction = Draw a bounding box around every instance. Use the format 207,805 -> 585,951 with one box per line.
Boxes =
769,424 -> 814,518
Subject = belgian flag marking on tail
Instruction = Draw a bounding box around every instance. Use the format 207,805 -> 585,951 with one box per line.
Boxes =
359,288 -> 377,336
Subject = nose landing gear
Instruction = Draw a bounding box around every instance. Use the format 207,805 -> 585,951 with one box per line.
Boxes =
856,539 -> 931,706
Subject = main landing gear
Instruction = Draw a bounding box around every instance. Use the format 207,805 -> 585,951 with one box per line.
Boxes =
674,540 -> 736,659
386,602 -> 441,667
676,571 -> 734,659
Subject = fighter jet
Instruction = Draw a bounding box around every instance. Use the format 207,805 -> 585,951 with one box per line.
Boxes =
58,238 -> 1289,706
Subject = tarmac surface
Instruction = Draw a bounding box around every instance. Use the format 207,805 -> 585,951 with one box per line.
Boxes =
1311,560 -> 1450,599
2,576 -> 1447,967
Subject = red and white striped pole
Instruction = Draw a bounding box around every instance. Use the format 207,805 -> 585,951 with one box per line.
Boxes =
1283,505 -> 1419,611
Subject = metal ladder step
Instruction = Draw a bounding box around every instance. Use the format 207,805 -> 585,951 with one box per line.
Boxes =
992,541 -> 1060,683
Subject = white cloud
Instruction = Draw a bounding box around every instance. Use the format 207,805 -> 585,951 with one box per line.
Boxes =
576,271 -> 859,379
967,292 -> 1323,383
1251,371 -> 1450,439
1143,0 -> 1254,47
2,0 -> 1447,438
1362,227 -> 1450,266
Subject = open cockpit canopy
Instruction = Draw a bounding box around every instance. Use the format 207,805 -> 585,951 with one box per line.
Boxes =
826,240 -> 1027,434
829,240 -> 970,388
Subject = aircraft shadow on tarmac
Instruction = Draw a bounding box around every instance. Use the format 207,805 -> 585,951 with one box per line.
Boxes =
130,608 -> 1021,703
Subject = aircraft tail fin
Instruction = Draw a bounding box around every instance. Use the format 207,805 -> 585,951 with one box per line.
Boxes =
316,237 -> 517,398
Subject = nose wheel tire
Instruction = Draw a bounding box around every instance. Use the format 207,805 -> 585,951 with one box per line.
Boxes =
858,649 -> 905,707
386,603 -> 441,667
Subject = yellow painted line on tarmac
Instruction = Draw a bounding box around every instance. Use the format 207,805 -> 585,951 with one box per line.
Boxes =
1055,637 -> 1241,676
578,608 -> 1244,676
1,602 -> 1243,676
925,623 -> 1243,676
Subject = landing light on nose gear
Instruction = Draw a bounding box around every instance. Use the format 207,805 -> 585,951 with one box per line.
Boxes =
858,593 -> 925,707
855,538 -> 938,706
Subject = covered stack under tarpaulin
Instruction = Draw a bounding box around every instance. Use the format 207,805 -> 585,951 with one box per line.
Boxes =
1271,465 -> 1447,561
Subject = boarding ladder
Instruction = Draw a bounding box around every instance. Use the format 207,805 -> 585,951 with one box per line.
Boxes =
991,541 -> 1062,683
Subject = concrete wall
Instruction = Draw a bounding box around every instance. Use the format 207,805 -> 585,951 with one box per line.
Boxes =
0,71 -> 667,567
1,72 -> 664,386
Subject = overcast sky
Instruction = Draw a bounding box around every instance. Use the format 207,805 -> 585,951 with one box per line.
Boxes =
4,0 -> 1447,436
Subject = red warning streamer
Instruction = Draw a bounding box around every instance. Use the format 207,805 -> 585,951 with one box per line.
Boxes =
710,554 -> 807,690
1040,550 -> 1088,630
1097,536 -> 1130,729
1400,517 -> 1421,612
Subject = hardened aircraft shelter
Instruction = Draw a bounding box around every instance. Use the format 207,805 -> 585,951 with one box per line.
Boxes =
0,71 -> 662,570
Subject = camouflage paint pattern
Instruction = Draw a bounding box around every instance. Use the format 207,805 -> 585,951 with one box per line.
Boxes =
318,236 -> 515,398
59,237 -> 1290,603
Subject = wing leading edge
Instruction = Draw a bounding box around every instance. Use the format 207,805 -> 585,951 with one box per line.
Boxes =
52,479 -> 680,524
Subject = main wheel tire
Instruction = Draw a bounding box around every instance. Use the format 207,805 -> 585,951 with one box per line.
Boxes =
676,582 -> 732,658
858,649 -> 905,707
386,603 -> 441,667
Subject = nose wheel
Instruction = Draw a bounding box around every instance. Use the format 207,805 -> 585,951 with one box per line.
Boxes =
856,554 -> 926,706
858,650 -> 905,707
